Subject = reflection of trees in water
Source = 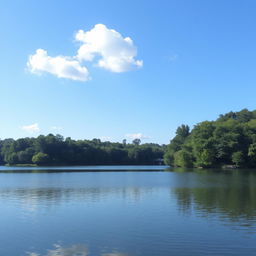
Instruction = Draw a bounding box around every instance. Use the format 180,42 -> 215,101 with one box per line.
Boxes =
174,188 -> 193,214
0,186 -> 155,210
173,171 -> 256,225
27,243 -> 126,256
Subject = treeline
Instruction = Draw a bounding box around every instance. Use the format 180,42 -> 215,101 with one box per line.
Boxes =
164,109 -> 256,168
0,135 -> 165,166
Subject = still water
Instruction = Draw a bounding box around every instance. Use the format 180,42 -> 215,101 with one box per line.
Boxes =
0,166 -> 256,256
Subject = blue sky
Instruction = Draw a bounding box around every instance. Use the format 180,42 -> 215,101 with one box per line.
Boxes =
1,0 -> 256,144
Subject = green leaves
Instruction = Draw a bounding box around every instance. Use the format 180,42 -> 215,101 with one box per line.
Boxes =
0,135 -> 165,166
174,150 -> 193,168
165,109 -> 256,168
32,152 -> 50,165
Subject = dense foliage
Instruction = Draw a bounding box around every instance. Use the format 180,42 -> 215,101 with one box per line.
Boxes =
0,135 -> 165,166
164,109 -> 256,168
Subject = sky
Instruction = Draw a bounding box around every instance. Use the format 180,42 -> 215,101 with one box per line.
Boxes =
1,0 -> 256,144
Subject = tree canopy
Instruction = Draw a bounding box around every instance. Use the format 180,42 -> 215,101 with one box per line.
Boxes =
0,134 -> 165,166
164,109 -> 256,168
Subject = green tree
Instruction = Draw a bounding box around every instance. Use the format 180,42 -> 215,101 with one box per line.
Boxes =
132,138 -> 141,145
173,150 -> 193,167
164,125 -> 190,165
248,143 -> 256,163
32,152 -> 50,165
5,152 -> 19,165
164,151 -> 174,166
232,151 -> 245,167
17,150 -> 32,164
195,149 -> 215,168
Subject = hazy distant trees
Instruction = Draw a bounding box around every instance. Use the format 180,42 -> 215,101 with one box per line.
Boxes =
0,135 -> 165,166
132,138 -> 141,145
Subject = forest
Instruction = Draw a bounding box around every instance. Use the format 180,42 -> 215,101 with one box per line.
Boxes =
164,109 -> 256,168
2,108 -> 256,168
0,135 -> 165,166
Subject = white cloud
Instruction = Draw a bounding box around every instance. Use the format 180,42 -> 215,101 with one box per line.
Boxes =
27,49 -> 90,81
27,244 -> 88,256
76,24 -> 143,72
27,243 -> 125,256
21,123 -> 40,133
27,24 -> 142,81
100,136 -> 111,141
168,54 -> 179,62
50,126 -> 63,131
125,133 -> 151,140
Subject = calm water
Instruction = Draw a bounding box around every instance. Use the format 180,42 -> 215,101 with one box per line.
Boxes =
0,166 -> 256,256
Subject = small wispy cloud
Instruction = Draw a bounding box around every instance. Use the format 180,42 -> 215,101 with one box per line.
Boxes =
125,133 -> 151,140
100,136 -> 111,141
21,123 -> 40,133
50,126 -> 63,131
168,54 -> 179,62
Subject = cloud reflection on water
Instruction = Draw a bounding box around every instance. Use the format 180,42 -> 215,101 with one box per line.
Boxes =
27,244 -> 126,256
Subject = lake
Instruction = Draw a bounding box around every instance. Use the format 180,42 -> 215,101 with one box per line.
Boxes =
0,166 -> 256,256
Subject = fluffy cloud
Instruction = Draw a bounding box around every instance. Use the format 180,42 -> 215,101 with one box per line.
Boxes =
76,24 -> 143,72
27,49 -> 90,81
125,133 -> 151,140
27,24 -> 142,81
21,123 -> 40,133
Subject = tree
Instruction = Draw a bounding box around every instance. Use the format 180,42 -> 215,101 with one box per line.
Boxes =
248,143 -> 256,164
165,109 -> 256,168
164,151 -> 174,166
132,138 -> 141,145
5,153 -> 19,165
0,134 -> 165,166
17,150 -> 32,164
174,150 -> 193,167
232,151 -> 245,167
176,124 -> 190,138
32,153 -> 49,165
195,149 -> 215,168
164,125 -> 190,166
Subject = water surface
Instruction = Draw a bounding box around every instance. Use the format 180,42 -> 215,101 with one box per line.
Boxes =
0,166 -> 256,256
